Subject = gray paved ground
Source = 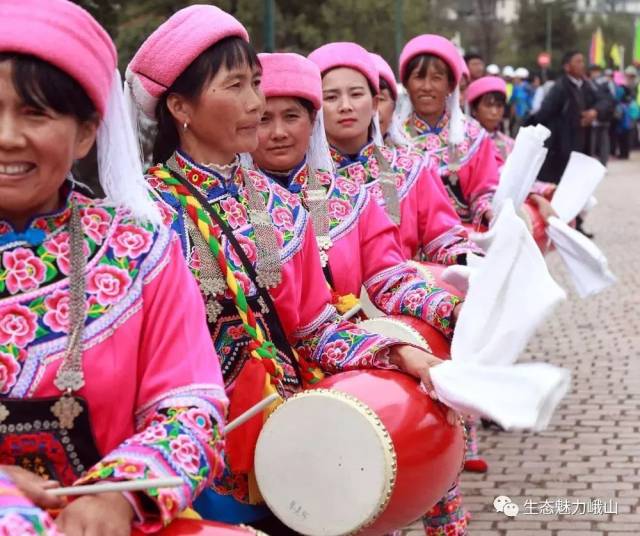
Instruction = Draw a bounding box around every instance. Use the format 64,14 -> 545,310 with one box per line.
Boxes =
408,152 -> 640,535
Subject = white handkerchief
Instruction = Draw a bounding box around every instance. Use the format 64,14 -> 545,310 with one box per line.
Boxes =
551,152 -> 606,223
492,124 -> 551,212
451,201 -> 566,366
547,217 -> 616,298
430,361 -> 571,431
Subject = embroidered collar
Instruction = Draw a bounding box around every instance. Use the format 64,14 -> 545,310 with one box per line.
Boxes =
261,159 -> 307,193
410,111 -> 449,135
0,186 -> 74,247
173,149 -> 244,198
330,141 -> 376,169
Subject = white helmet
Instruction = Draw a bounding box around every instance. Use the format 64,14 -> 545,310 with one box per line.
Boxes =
486,63 -> 500,75
502,65 -> 515,78
515,67 -> 529,79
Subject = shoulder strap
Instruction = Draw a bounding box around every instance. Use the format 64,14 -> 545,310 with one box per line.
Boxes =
167,167 -> 302,382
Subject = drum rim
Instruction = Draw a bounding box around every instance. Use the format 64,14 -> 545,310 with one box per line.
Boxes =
406,260 -> 438,287
358,317 -> 433,353
256,388 -> 398,535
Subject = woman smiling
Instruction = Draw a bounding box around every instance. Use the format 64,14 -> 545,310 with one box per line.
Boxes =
0,0 -> 228,534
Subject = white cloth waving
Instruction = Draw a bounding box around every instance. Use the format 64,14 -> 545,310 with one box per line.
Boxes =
430,201 -> 570,430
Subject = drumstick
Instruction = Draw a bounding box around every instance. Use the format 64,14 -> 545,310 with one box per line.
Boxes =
48,394 -> 279,497
48,477 -> 183,497
225,392 -> 279,434
342,303 -> 362,320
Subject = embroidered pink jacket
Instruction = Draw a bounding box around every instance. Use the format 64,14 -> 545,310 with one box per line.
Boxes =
262,162 -> 462,337
330,142 -> 483,264
147,151 -> 402,505
404,112 -> 501,229
0,191 -> 227,531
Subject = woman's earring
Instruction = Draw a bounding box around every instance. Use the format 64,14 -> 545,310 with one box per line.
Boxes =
183,120 -> 189,131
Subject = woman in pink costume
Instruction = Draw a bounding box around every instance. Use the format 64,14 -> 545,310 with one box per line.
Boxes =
126,7 -> 455,533
308,43 -> 473,535
252,52 -> 461,340
466,76 -> 557,220
308,43 -> 482,266
0,0 -> 228,534
398,35 -> 501,230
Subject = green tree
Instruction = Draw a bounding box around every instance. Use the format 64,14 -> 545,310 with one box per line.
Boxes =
513,0 -> 578,72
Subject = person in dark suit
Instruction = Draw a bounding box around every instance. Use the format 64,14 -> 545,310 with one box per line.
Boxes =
527,51 -> 602,237
529,50 -> 599,185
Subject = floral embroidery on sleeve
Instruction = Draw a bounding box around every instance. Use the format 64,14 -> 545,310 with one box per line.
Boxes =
364,263 -> 461,337
76,395 -> 225,531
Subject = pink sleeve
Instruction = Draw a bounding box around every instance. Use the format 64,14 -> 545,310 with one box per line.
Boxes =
357,197 -> 461,337
0,471 -> 62,535
284,221 -> 401,374
460,137 -> 500,228
417,166 -> 484,265
77,234 -> 228,531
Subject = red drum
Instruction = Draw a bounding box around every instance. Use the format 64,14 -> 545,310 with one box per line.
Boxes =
358,316 -> 450,359
407,260 -> 465,298
254,370 -> 464,536
133,519 -> 264,535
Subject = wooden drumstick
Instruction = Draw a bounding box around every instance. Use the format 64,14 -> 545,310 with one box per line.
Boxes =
48,393 -> 280,497
49,477 -> 183,497
225,392 -> 279,434
342,303 -> 362,320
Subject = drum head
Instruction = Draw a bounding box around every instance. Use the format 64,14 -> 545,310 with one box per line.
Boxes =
358,318 -> 431,352
255,390 -> 396,536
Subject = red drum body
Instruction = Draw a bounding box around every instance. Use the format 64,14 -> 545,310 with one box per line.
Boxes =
358,316 -> 450,359
254,370 -> 464,536
132,519 -> 264,535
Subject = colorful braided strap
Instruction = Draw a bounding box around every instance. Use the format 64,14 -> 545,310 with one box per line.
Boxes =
150,166 -> 281,481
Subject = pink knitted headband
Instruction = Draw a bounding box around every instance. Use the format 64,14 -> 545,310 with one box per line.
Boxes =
370,53 -> 398,100
466,76 -> 507,105
308,42 -> 379,94
0,0 -> 116,117
127,4 -> 249,118
399,34 -> 463,86
259,53 -> 322,110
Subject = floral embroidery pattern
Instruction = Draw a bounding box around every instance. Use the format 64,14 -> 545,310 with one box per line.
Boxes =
404,112 -> 486,175
77,405 -> 223,525
0,192 -> 227,530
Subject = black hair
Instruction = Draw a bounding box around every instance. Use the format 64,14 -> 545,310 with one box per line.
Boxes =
464,53 -> 483,63
152,36 -> 260,163
470,90 -> 506,112
561,50 -> 581,66
320,66 -> 378,97
379,77 -> 396,101
0,53 -> 97,122
294,97 -> 316,120
401,54 -> 455,89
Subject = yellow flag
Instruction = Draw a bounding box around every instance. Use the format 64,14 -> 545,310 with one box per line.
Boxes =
610,43 -> 622,69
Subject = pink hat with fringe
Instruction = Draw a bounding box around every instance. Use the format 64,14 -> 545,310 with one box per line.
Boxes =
370,53 -> 397,100
127,4 -> 249,118
0,0 -> 116,118
259,53 -> 322,110
399,34 -> 463,86
466,76 -> 507,105
308,42 -> 379,93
